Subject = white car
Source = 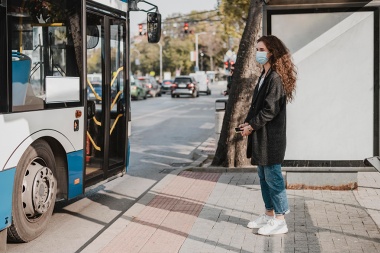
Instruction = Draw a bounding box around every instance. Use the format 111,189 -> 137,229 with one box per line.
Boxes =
190,72 -> 211,95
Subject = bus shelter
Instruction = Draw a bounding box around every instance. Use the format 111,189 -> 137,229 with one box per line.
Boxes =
264,0 -> 379,168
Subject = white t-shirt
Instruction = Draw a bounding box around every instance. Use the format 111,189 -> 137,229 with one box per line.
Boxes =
258,76 -> 265,90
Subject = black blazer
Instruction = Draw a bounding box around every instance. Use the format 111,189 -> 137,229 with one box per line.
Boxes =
244,69 -> 287,166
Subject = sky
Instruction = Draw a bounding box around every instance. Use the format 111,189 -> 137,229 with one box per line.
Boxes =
129,0 -> 218,36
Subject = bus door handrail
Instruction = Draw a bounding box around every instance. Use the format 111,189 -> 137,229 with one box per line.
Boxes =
87,66 -> 125,151
87,79 -> 102,101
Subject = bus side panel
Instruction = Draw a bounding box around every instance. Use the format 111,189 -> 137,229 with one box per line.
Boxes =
126,141 -> 130,172
1,108 -> 84,171
0,168 -> 16,230
3,129 -> 77,171
67,150 -> 84,199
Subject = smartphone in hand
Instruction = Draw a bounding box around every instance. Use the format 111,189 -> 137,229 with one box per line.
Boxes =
235,127 -> 243,133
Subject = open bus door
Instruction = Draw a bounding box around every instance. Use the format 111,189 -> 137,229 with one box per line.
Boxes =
85,7 -> 128,187
84,1 -> 162,187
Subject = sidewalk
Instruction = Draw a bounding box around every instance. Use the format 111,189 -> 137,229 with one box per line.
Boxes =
83,137 -> 380,253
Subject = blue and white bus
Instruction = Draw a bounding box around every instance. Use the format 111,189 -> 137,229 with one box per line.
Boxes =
0,0 -> 160,249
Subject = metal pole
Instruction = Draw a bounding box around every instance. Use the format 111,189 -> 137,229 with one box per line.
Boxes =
200,52 -> 203,71
158,42 -> 162,82
195,34 -> 199,71
132,48 -> 140,66
195,32 -> 206,72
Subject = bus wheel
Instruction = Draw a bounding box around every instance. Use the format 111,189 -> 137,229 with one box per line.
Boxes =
7,140 -> 57,242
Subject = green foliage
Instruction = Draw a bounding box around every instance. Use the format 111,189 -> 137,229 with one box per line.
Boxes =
87,48 -> 101,74
131,9 -> 228,78
164,38 -> 194,74
219,0 -> 249,38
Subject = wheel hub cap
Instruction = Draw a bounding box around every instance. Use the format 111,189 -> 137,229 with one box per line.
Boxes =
22,161 -> 56,219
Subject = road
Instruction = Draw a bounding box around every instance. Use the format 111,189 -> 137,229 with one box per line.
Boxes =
6,82 -> 226,253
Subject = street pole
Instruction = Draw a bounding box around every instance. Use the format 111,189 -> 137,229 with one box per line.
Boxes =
195,32 -> 206,72
200,52 -> 204,71
132,48 -> 140,64
158,42 -> 162,82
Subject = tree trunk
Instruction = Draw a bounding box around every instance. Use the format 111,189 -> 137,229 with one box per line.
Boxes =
212,0 -> 263,167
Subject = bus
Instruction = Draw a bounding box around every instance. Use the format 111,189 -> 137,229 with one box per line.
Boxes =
0,0 -> 160,249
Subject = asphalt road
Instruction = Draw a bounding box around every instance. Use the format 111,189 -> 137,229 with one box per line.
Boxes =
6,81 -> 226,253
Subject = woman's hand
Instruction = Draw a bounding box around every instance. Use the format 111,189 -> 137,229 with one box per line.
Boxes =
242,125 -> 253,137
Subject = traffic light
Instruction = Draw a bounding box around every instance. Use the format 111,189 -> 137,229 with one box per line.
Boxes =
138,23 -> 143,35
184,22 -> 189,34
224,61 -> 229,69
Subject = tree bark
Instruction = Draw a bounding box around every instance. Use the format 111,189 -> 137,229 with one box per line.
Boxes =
212,0 -> 263,167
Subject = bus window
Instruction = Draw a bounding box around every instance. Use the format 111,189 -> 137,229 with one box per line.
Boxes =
8,0 -> 82,111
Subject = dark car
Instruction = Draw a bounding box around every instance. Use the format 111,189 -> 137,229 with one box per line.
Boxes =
87,81 -> 102,103
138,76 -> 161,97
171,76 -> 199,98
161,79 -> 174,94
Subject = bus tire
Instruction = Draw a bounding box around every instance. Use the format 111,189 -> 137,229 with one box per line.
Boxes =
7,140 -> 57,242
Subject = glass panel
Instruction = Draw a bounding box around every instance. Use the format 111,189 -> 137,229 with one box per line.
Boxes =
8,0 -> 81,110
85,14 -> 126,181
271,11 -> 374,160
174,78 -> 191,83
272,12 -> 353,54
109,19 -> 125,167
86,12 -> 104,179
8,0 -> 82,111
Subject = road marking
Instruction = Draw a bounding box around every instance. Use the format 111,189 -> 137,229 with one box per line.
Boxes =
133,104 -> 186,120
199,122 -> 215,129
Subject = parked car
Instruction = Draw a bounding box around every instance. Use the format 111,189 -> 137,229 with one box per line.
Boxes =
171,76 -> 199,98
161,79 -> 174,94
138,76 -> 161,97
190,72 -> 211,95
87,81 -> 102,103
130,78 -> 147,100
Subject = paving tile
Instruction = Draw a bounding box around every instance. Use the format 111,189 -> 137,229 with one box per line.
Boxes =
100,171 -> 220,253
92,161 -> 380,253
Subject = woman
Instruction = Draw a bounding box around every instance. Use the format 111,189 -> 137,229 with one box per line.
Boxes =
239,35 -> 297,235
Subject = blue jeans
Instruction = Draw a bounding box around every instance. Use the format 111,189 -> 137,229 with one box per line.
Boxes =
257,164 -> 289,215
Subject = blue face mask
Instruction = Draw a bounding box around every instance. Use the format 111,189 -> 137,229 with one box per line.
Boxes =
256,51 -> 269,65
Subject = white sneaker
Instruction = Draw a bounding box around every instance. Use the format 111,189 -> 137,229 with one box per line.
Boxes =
257,218 -> 288,235
247,214 -> 274,229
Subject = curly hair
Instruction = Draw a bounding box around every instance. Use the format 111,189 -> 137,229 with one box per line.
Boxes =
257,35 -> 297,103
